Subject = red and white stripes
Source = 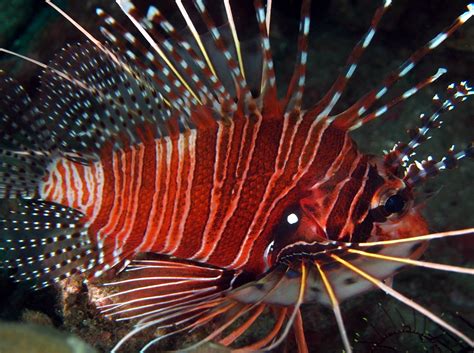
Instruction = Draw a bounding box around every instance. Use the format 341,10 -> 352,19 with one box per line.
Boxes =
40,157 -> 104,223
40,111 -> 344,273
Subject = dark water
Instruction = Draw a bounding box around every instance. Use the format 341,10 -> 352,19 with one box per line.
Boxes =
0,1 -> 473,352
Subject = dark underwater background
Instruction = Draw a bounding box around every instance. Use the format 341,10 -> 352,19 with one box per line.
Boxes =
0,1 -> 473,352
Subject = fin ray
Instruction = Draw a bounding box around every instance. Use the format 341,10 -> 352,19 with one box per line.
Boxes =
331,253 -> 474,347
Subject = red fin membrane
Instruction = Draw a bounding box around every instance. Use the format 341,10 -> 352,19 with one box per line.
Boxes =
0,199 -> 98,289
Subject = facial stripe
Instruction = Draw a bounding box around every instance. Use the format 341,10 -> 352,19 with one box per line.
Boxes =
309,133 -> 352,189
339,164 -> 371,239
349,166 -> 387,242
244,122 -> 352,271
326,157 -> 368,239
304,136 -> 360,231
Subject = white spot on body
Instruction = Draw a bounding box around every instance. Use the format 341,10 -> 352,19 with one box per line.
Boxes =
287,213 -> 299,225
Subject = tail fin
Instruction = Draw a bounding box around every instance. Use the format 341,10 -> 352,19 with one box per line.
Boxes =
0,74 -> 53,198
0,199 -> 98,289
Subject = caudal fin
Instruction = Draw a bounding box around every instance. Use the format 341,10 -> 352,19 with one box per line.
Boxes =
0,74 -> 54,198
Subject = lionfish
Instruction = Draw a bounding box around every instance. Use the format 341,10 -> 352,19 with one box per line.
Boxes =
0,0 -> 473,352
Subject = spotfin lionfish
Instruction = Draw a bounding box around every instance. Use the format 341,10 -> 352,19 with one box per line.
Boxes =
0,0 -> 473,352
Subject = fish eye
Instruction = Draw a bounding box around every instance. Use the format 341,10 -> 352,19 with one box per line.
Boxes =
383,193 -> 406,214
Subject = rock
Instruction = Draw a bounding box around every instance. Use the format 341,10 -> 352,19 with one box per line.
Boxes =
0,321 -> 97,353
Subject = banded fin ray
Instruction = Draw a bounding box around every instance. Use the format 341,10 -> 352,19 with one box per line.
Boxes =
385,81 -> 473,175
333,4 -> 474,130
330,253 -> 474,347
283,0 -> 311,112
309,0 -> 392,121
0,199 -> 98,289
96,7 -> 201,114
116,0 -> 267,110
38,41 -> 171,162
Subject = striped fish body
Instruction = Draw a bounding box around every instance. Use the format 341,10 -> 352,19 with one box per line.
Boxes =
40,111 -> 368,275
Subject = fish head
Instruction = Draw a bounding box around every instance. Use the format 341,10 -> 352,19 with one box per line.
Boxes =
233,154 -> 431,306
269,154 -> 428,265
